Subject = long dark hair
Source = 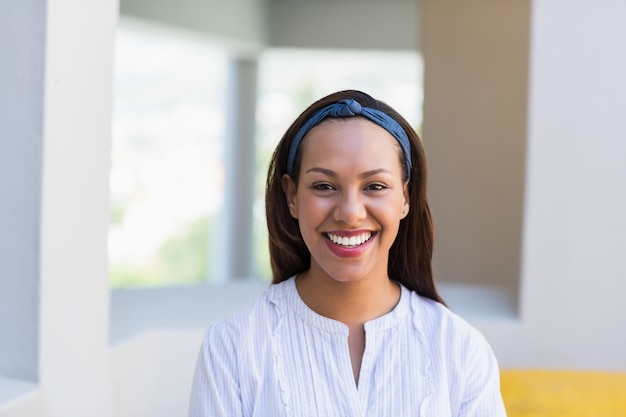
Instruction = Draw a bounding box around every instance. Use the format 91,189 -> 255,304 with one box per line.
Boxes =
265,90 -> 444,305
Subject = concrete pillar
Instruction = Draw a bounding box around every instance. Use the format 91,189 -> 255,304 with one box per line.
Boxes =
0,0 -> 45,383
422,0 -> 530,295
518,0 -> 626,370
38,0 -> 118,415
214,56 -> 258,280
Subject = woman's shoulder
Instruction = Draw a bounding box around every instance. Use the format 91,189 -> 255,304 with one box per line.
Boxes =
408,289 -> 501,383
407,289 -> 490,346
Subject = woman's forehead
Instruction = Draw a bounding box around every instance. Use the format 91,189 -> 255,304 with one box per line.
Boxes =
302,118 -> 401,151
298,118 -> 404,172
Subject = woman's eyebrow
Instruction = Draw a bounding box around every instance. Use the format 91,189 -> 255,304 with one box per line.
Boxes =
359,168 -> 392,179
305,167 -> 336,177
304,167 -> 392,179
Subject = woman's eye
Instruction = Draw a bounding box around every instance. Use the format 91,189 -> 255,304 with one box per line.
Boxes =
312,183 -> 334,191
366,183 -> 387,191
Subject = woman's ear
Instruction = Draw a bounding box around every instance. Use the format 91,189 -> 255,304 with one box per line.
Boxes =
401,181 -> 410,219
281,174 -> 298,218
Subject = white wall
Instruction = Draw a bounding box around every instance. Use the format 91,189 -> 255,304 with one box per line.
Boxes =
514,0 -> 626,369
110,331 -> 203,417
38,0 -> 119,415
1,0 -> 120,414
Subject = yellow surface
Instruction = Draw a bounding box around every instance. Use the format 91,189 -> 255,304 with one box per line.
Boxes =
501,370 -> 626,417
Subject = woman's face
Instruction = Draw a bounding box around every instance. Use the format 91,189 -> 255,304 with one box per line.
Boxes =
283,118 -> 409,285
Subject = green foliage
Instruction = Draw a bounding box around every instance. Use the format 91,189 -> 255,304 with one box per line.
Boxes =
110,214 -> 215,287
110,205 -> 126,225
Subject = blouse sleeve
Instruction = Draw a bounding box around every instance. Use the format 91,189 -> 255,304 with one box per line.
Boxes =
188,323 -> 244,417
457,329 -> 508,417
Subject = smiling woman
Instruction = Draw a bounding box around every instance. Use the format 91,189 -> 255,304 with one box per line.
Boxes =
283,118 -> 409,287
282,116 -> 411,383
189,90 -> 508,416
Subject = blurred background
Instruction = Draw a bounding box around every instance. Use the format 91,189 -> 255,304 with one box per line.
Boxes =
108,23 -> 423,287
1,0 -> 625,416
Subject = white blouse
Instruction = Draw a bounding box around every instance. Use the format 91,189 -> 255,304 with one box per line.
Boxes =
189,277 -> 507,417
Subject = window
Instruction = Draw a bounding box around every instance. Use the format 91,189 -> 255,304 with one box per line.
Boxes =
110,23 -> 227,287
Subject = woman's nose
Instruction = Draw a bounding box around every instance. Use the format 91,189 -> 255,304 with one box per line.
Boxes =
333,190 -> 366,225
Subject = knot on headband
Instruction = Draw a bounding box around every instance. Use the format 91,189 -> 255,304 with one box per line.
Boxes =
327,99 -> 362,117
286,99 -> 412,178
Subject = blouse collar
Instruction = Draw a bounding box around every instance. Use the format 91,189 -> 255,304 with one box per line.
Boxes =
270,276 -> 412,336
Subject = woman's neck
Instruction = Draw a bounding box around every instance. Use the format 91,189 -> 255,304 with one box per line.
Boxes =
295,271 -> 401,327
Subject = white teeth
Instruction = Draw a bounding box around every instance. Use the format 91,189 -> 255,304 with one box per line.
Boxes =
327,232 -> 372,247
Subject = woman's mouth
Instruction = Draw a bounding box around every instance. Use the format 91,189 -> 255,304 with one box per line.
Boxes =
325,231 -> 374,248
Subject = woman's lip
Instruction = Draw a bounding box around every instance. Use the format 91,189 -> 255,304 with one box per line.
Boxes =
323,232 -> 375,258
324,229 -> 373,237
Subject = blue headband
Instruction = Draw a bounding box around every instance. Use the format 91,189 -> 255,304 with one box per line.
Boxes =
286,99 -> 412,178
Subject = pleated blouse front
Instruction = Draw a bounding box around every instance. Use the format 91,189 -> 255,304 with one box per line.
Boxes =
189,277 -> 506,417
